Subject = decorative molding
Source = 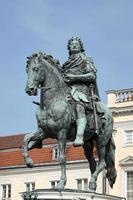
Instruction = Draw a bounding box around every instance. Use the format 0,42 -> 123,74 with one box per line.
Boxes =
106,88 -> 133,94
119,156 -> 133,167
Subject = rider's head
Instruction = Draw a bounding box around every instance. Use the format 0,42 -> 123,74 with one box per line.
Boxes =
67,37 -> 85,56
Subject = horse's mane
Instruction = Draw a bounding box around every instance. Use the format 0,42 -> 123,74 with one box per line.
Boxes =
27,51 -> 61,71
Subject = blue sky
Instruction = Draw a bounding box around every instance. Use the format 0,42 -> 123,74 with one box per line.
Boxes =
0,0 -> 132,136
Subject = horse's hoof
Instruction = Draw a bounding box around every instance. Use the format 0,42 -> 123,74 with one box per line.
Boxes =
26,158 -> 34,168
89,181 -> 96,191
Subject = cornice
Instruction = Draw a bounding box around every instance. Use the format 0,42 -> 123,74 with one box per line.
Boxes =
0,160 -> 88,174
109,106 -> 133,116
106,88 -> 133,94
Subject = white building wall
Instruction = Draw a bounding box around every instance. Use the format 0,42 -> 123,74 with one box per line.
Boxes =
0,161 -> 104,200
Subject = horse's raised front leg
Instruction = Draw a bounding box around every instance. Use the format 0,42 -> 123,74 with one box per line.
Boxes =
55,129 -> 67,190
89,146 -> 106,191
22,128 -> 46,168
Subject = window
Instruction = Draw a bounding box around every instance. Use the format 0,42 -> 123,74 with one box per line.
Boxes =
50,181 -> 59,189
52,146 -> 59,160
1,184 -> 11,200
76,179 -> 88,191
122,130 -> 133,146
25,182 -> 35,192
125,130 -> 133,145
127,172 -> 133,200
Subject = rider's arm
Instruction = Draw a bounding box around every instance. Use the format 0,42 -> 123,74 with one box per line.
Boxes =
65,72 -> 95,82
64,57 -> 97,83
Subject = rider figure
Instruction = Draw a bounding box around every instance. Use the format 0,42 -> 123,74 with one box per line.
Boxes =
62,37 -> 100,146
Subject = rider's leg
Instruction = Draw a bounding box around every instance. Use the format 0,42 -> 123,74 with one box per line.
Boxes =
74,103 -> 87,146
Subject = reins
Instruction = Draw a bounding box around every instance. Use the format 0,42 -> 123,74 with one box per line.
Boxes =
38,84 -> 67,92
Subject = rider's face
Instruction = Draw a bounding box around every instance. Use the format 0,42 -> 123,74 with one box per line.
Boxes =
69,40 -> 81,54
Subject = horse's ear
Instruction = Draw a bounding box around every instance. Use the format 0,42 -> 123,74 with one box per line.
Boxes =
26,61 -> 30,65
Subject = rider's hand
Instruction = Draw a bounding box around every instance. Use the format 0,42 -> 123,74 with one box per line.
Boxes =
64,74 -> 75,82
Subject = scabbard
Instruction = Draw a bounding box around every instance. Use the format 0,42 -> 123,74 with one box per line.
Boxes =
90,84 -> 99,135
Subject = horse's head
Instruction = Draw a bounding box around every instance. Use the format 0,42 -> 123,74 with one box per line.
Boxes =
25,52 -> 46,96
25,51 -> 62,96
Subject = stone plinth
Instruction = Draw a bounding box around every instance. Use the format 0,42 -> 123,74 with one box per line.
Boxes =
21,189 -> 125,200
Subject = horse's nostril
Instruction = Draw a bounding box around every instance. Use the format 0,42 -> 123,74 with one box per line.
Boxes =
25,87 -> 34,93
30,88 -> 34,91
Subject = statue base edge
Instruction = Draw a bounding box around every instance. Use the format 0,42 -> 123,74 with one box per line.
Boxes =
20,188 -> 125,200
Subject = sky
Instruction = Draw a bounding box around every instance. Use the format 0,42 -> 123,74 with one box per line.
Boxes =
0,0 -> 133,136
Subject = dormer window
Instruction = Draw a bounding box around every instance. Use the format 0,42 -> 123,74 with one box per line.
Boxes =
52,146 -> 59,160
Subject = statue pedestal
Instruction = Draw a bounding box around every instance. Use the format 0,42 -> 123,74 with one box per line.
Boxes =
21,189 -> 125,200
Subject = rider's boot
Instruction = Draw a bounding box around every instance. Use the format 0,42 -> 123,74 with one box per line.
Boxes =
73,117 -> 87,147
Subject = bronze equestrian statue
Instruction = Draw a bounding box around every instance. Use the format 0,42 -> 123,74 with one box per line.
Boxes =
22,37 -> 117,191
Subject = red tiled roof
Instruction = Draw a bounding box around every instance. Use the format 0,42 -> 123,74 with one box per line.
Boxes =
0,134 -> 23,149
0,134 -> 57,150
0,147 -> 86,168
0,134 -> 97,168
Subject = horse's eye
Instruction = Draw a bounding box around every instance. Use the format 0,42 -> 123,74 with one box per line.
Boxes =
33,67 -> 39,72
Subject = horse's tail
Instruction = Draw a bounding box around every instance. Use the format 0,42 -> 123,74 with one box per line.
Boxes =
105,136 -> 117,188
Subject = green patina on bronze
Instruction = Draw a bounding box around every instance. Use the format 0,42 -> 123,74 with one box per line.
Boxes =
22,37 -> 117,192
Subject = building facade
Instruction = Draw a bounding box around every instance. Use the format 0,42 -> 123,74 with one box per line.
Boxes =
107,88 -> 133,200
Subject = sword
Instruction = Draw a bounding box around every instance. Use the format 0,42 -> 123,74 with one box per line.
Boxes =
90,84 -> 99,135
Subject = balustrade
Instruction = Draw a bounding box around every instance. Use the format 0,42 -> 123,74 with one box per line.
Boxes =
116,90 -> 133,103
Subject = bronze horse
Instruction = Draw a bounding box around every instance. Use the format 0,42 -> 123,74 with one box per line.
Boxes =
23,52 -> 116,191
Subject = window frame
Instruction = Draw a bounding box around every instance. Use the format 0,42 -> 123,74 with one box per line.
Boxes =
1,184 -> 11,200
50,180 -> 59,189
122,129 -> 133,147
76,178 -> 88,191
25,182 -> 35,192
